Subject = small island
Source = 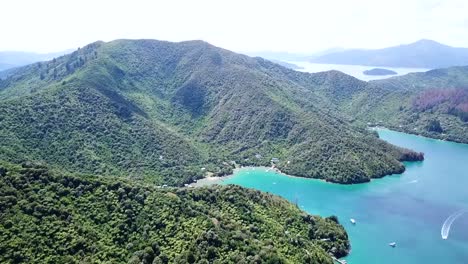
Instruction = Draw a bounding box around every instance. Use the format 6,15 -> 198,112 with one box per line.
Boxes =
363,68 -> 397,76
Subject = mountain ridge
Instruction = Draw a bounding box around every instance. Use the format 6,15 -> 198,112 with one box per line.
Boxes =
0,39 -> 423,185
310,39 -> 468,68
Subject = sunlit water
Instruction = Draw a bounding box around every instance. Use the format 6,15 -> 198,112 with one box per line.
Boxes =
223,129 -> 468,263
290,61 -> 429,81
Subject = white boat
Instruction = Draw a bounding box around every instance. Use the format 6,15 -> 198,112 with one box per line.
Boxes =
389,242 -> 397,247
350,218 -> 356,224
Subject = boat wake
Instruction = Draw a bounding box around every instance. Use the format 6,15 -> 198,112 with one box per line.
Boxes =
441,209 -> 467,239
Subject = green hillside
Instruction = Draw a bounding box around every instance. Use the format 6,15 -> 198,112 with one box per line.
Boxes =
0,162 -> 348,263
0,39 -> 423,184
327,67 -> 468,143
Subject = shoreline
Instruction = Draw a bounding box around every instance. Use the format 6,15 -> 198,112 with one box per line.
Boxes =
192,127 -> 431,188
370,126 -> 468,145
192,161 -> 415,188
191,166 -> 282,187
191,165 -> 338,187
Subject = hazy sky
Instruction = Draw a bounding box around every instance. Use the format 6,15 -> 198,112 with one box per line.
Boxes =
1,0 -> 468,53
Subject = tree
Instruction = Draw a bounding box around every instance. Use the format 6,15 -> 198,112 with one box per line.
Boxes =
426,120 -> 443,133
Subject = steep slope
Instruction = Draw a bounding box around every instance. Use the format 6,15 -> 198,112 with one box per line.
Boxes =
0,162 -> 349,263
325,67 -> 468,143
311,39 -> 468,68
0,39 -> 422,184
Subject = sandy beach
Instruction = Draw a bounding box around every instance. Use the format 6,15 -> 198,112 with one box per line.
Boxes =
191,166 -> 283,187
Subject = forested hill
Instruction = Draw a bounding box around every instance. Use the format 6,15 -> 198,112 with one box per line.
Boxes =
323,66 -> 468,143
0,39 -> 422,185
0,162 -> 349,263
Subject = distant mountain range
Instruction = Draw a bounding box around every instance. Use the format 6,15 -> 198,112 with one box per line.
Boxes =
243,51 -> 310,62
269,59 -> 304,70
245,48 -> 345,63
0,50 -> 70,71
310,39 -> 468,68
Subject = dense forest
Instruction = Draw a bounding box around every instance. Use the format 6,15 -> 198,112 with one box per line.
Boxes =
0,39 -> 424,185
0,161 -> 349,263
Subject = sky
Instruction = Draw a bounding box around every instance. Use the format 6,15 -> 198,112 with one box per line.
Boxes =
1,0 -> 468,54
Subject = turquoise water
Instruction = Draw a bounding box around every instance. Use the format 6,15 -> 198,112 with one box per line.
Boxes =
223,129 -> 468,263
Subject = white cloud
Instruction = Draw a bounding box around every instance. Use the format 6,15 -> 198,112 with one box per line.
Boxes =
1,0 -> 467,53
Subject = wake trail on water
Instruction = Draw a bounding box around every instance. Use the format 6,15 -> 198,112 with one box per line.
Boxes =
441,209 -> 467,239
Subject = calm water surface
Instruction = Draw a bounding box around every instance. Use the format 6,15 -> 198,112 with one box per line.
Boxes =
291,61 -> 429,81
223,129 -> 468,263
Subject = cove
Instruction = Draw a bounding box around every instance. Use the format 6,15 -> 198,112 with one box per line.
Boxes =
222,129 -> 468,264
